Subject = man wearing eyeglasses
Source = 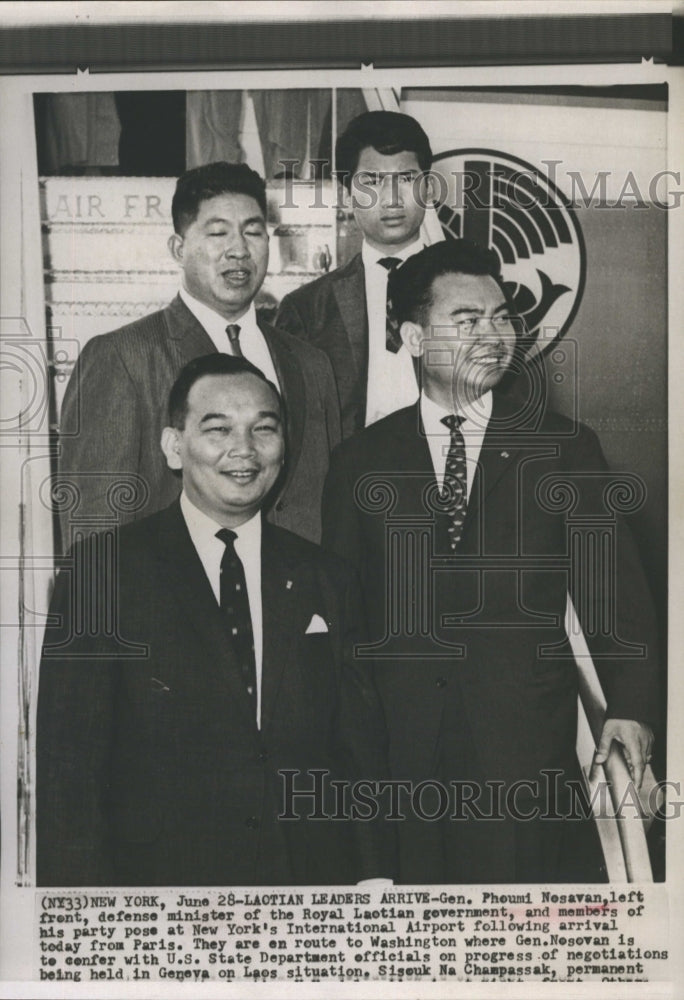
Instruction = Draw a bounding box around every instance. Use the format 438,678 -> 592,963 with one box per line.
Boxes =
322,239 -> 659,883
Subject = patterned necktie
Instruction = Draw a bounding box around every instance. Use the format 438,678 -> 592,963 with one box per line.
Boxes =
216,528 -> 256,710
226,323 -> 243,357
440,414 -> 468,551
377,256 -> 402,353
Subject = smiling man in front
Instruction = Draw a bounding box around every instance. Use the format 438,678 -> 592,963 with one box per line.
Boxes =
37,353 -> 391,886
323,239 -> 659,883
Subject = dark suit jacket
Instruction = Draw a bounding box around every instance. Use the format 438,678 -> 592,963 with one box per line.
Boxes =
57,295 -> 341,547
322,390 -> 660,881
36,501 -> 393,886
276,253 -> 369,440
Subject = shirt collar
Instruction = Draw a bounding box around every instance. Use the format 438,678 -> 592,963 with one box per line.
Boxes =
420,388 -> 493,435
180,490 -> 262,549
179,286 -> 260,340
362,236 -> 425,269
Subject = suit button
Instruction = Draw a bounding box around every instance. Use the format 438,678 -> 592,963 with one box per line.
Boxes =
245,816 -> 259,829
258,750 -> 269,763
436,676 -> 447,688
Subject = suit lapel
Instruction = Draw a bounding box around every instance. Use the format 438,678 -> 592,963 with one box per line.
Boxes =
151,503 -> 257,726
259,319 -> 305,493
382,404 -> 439,520
461,389 -> 523,545
259,525 -> 306,731
392,401 -> 434,464
163,293 -> 218,367
332,254 -> 367,380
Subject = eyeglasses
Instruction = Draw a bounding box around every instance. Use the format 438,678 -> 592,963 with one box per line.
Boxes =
447,314 -> 516,336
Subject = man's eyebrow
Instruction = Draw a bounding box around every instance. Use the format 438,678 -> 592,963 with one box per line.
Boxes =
202,215 -> 265,227
358,169 -> 419,177
448,302 -> 508,318
449,306 -> 484,317
199,410 -> 281,424
199,412 -> 228,423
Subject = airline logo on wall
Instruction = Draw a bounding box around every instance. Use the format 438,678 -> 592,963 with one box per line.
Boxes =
434,149 -> 585,358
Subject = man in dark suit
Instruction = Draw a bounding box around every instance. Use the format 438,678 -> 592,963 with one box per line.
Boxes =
58,161 -> 339,547
277,111 -> 444,438
322,240 -> 659,883
37,353 -> 392,887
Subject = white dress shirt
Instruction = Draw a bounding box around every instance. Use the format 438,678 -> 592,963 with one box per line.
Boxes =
362,238 -> 425,427
180,491 -> 265,727
179,286 -> 281,391
420,389 -> 493,501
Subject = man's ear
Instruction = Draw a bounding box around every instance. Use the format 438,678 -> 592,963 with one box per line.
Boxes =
161,426 -> 183,471
336,181 -> 352,212
400,320 -> 424,358
423,171 -> 437,206
168,233 -> 184,264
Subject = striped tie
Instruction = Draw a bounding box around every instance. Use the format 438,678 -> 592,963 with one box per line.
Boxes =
441,414 -> 468,551
377,256 -> 402,353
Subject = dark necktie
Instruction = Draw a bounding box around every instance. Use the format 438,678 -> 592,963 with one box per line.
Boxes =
377,256 -> 402,353
216,528 -> 256,710
440,414 -> 468,551
226,323 -> 243,357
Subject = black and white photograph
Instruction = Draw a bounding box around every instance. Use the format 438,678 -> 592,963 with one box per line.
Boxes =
0,2 -> 681,996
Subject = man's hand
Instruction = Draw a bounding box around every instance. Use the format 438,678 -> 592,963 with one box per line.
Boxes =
591,719 -> 654,789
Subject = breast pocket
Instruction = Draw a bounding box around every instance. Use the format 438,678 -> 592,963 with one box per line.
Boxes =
299,632 -> 334,669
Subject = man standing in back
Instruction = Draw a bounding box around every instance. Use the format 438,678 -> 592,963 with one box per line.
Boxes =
277,110 -> 444,437
58,161 -> 340,546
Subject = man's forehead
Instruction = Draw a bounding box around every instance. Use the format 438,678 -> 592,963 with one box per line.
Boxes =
188,373 -> 280,411
355,147 -> 422,171
431,271 -> 504,304
195,192 -> 264,220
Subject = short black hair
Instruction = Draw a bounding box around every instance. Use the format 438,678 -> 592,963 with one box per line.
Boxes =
171,162 -> 267,235
335,111 -> 433,191
389,239 -> 506,328
168,353 -> 281,430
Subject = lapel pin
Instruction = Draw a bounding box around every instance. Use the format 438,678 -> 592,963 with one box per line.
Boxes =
286,580 -> 293,590
501,451 -> 510,459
